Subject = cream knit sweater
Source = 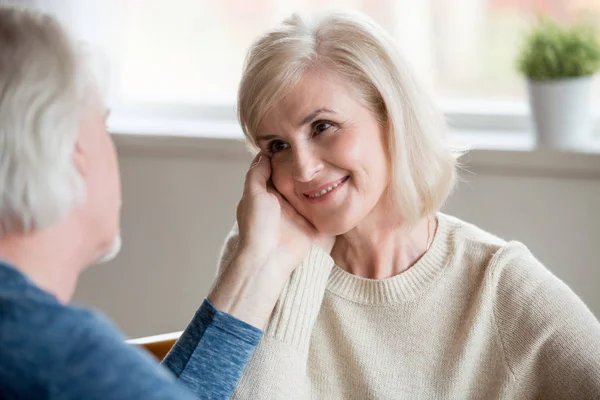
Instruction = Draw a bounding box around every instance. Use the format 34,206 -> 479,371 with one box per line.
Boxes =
220,213 -> 600,399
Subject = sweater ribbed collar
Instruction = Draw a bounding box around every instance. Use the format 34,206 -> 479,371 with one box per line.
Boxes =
326,213 -> 453,305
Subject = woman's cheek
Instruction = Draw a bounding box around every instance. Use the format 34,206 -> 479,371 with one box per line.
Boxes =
333,130 -> 361,161
270,159 -> 290,194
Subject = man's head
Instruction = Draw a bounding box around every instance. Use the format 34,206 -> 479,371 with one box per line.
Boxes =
0,5 -> 121,267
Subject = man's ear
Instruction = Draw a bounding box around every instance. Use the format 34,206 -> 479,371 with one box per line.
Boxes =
73,136 -> 88,177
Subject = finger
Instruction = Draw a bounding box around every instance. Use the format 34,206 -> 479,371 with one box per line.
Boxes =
268,187 -> 315,233
266,184 -> 284,201
248,153 -> 263,170
244,152 -> 271,196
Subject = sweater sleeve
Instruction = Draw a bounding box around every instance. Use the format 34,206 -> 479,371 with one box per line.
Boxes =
161,299 -> 263,399
217,225 -> 334,399
491,242 -> 600,399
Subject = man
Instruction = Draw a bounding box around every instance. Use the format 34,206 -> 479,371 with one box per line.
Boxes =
0,5 -> 327,399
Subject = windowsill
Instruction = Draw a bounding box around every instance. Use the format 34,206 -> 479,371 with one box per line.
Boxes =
110,119 -> 600,180
451,130 -> 600,179
452,129 -> 600,152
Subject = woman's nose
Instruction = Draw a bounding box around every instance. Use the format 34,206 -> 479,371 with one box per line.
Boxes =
292,146 -> 323,183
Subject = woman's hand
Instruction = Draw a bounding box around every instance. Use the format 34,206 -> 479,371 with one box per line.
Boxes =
208,153 -> 334,329
236,153 -> 333,273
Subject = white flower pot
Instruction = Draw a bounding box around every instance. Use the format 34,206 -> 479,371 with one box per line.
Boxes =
527,76 -> 594,150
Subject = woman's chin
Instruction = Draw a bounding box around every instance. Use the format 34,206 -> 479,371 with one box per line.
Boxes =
313,218 -> 356,237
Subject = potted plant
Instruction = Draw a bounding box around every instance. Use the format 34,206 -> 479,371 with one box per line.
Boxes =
517,17 -> 600,150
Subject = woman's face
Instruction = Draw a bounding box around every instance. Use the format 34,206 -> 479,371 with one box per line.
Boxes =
256,70 -> 391,235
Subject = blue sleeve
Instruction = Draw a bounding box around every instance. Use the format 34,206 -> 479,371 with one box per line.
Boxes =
161,299 -> 263,399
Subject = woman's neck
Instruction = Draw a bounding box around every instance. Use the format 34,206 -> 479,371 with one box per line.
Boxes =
331,208 -> 436,280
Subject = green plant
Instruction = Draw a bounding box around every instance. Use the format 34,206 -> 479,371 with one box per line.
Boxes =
517,17 -> 600,81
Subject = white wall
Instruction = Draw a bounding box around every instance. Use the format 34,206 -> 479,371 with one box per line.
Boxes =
72,135 -> 600,338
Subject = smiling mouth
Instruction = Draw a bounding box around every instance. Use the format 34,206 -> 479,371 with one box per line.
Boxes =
303,176 -> 350,199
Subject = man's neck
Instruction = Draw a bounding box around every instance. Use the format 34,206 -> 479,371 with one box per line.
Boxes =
0,221 -> 89,304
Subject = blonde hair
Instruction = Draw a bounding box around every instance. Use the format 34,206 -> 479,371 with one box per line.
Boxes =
0,5 -> 101,236
238,11 -> 459,225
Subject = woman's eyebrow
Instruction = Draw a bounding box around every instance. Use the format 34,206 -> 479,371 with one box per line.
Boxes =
256,134 -> 280,143
256,108 -> 337,142
297,108 -> 336,127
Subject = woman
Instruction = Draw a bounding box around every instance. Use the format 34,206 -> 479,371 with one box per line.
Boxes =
219,11 -> 600,399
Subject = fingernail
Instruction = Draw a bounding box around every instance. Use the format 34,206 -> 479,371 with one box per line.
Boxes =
250,156 -> 262,169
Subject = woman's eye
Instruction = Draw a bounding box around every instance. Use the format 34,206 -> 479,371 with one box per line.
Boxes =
269,140 -> 289,154
313,121 -> 333,135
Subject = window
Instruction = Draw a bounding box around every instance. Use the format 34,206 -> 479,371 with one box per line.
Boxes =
37,0 -> 600,130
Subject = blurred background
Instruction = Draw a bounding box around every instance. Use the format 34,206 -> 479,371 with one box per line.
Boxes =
34,0 -> 600,118
17,0 -> 600,337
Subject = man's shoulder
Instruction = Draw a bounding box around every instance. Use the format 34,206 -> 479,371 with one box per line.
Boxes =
1,289 -> 109,342
0,291 -> 120,396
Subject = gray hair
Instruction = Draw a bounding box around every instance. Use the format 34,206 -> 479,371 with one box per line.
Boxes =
0,5 -> 100,236
238,11 -> 459,225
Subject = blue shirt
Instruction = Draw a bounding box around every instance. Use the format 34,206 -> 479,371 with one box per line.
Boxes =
0,261 -> 262,399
